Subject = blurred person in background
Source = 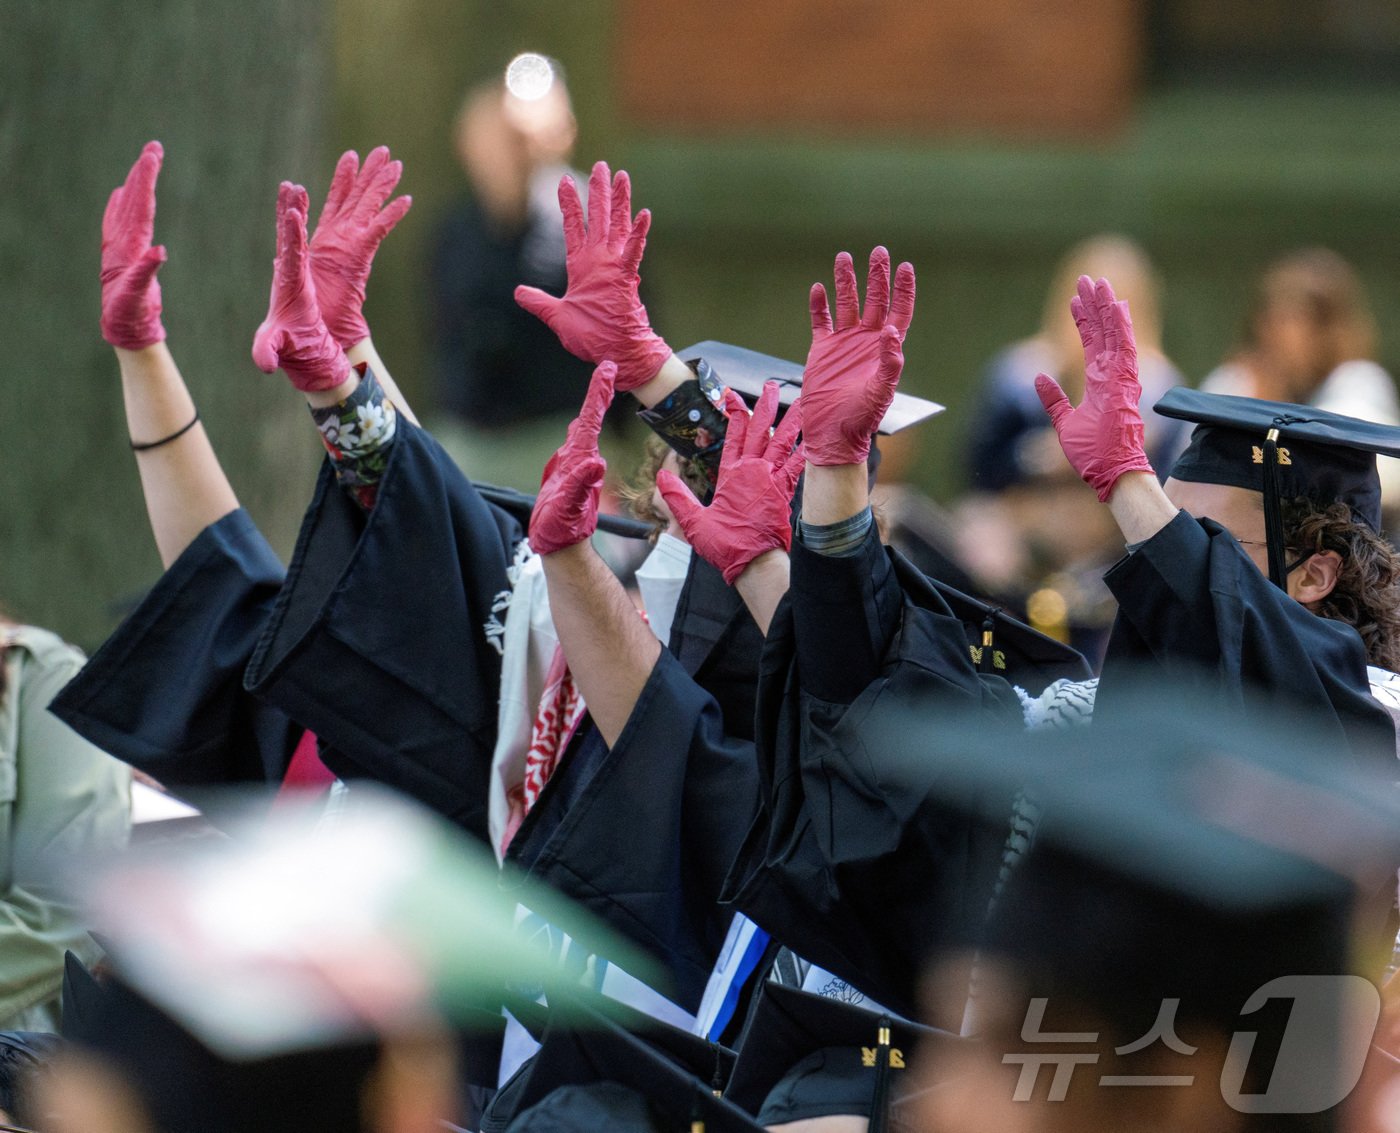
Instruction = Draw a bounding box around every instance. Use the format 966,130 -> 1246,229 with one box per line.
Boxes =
428,56 -> 599,492
1201,247 -> 1400,522
0,618 -> 130,1033
959,235 -> 1188,662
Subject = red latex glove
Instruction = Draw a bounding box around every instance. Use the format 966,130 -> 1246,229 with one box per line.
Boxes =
252,183 -> 352,393
800,247 -> 914,466
1034,275 -> 1154,502
529,361 -> 617,555
656,382 -> 804,585
100,140 -> 168,350
514,161 -> 671,392
308,146 -> 412,351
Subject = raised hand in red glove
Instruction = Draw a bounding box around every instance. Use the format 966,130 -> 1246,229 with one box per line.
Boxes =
529,361 -> 617,555
514,161 -> 671,392
656,382 -> 804,585
252,183 -> 352,393
101,141 -> 168,350
800,247 -> 914,467
1034,275 -> 1154,502
308,146 -> 412,351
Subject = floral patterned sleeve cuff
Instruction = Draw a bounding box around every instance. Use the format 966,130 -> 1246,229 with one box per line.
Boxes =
310,363 -> 399,511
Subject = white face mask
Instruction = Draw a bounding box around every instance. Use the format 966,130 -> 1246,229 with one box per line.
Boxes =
635,532 -> 692,648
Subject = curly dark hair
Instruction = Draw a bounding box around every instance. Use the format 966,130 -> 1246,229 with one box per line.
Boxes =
1282,497 -> 1400,671
617,436 -> 713,545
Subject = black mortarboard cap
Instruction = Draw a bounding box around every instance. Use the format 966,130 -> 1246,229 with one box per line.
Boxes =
891,552 -> 1093,694
876,693 -> 1400,1041
724,983 -> 960,1129
677,341 -> 944,435
485,998 -> 758,1133
1155,388 -> 1400,585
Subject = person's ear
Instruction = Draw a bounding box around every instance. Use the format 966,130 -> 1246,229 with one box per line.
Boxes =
1291,549 -> 1342,606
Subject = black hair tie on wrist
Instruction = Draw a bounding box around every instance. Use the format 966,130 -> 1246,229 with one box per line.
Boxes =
130,411 -> 200,452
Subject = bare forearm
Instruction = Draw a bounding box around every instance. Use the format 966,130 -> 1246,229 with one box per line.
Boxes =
627,352 -> 691,410
347,337 -> 419,427
1106,472 -> 1179,546
734,550 -> 790,636
800,462 -> 868,527
540,542 -> 662,747
116,342 -> 238,568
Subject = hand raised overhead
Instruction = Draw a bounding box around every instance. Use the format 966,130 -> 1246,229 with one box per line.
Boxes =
1034,275 -> 1154,502
529,361 -> 617,555
308,146 -> 412,351
101,141 -> 168,351
514,160 -> 671,391
656,382 -> 804,585
252,183 -> 351,393
800,247 -> 914,466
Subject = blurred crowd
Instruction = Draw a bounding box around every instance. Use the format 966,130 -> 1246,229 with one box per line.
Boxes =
0,53 -> 1398,1133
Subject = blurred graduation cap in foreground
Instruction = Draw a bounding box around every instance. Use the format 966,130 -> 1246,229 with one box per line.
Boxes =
873,690 -> 1400,1126
71,785 -> 662,1062
1155,387 -> 1400,587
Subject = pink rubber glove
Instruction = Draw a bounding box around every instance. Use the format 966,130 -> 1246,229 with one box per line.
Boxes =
529,361 -> 617,555
252,183 -> 352,393
514,161 -> 671,391
656,383 -> 804,585
800,247 -> 914,466
1034,275 -> 1154,502
308,146 -> 412,350
100,141 -> 168,350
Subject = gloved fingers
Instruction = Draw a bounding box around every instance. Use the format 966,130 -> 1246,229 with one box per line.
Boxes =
655,468 -> 706,536
869,323 -> 904,409
889,260 -> 916,337
809,283 -> 834,336
1072,274 -> 1104,363
102,185 -> 125,242
576,360 -> 618,443
558,175 -> 587,254
747,381 -> 781,458
609,168 -> 632,249
833,251 -> 860,330
112,142 -> 163,250
1034,373 -> 1074,428
768,397 -> 802,464
586,160 -> 612,244
370,193 -> 413,243
127,244 -> 168,292
621,209 -> 651,275
514,284 -> 560,325
354,150 -> 403,220
718,388 -> 751,482
779,440 -> 806,496
251,324 -> 288,374
316,150 -> 360,229
860,246 -> 891,330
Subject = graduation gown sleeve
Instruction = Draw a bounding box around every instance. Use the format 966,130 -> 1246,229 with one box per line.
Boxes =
721,526 -> 1022,1020
244,423 -> 522,839
505,648 -> 757,1014
48,508 -> 303,794
1099,509 -> 1394,766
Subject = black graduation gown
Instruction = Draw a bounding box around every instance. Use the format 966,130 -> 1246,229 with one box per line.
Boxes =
49,509 -> 303,804
1098,510 -> 1395,765
720,527 -> 1026,1021
504,645 -> 758,1014
243,422 -> 522,840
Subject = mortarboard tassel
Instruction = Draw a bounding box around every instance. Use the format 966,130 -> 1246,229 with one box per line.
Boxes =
710,1041 -> 725,1098
977,611 -> 997,674
868,1015 -> 893,1133
1262,427 -> 1288,590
